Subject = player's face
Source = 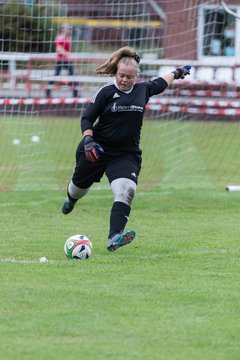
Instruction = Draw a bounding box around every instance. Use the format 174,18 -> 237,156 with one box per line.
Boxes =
115,64 -> 138,91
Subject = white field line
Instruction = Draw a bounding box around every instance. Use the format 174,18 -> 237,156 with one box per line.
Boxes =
0,191 -> 171,208
176,249 -> 240,255
0,199 -> 51,208
1,248 -> 239,264
0,258 -> 54,264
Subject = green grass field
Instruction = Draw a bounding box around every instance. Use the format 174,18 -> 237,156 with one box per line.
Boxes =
1,116 -> 240,359
1,116 -> 240,191
1,189 -> 240,359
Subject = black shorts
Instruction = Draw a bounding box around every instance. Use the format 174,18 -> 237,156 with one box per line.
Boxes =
72,148 -> 141,188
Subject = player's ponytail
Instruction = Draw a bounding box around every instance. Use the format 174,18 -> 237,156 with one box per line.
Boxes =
96,46 -> 140,76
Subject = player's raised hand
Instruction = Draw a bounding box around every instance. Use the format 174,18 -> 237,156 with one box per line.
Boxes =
83,135 -> 104,162
172,65 -> 191,79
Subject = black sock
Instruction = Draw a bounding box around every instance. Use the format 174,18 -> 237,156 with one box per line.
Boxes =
109,201 -> 131,239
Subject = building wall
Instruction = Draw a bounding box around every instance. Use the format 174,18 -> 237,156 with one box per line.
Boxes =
160,0 -> 238,60
55,0 -> 238,60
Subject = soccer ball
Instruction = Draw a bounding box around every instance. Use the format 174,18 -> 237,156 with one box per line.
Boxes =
64,234 -> 92,260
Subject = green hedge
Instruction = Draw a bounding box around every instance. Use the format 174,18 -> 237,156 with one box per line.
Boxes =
0,2 -> 58,52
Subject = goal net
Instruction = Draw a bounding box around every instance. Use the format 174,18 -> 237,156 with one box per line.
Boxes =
0,0 -> 240,191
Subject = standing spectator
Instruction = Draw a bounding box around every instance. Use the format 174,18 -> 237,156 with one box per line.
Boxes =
45,25 -> 79,98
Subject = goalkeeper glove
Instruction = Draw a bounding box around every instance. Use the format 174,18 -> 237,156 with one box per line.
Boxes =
84,135 -> 104,162
172,65 -> 191,80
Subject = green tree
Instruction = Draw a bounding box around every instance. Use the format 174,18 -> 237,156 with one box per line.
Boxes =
0,2 -> 58,52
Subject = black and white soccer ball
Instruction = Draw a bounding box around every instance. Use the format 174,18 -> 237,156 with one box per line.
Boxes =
64,234 -> 93,260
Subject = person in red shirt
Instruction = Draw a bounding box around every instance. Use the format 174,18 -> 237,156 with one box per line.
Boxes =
45,25 -> 79,98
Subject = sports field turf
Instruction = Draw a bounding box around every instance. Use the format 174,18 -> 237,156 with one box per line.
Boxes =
1,117 -> 240,359
1,116 -> 240,191
1,188 -> 240,359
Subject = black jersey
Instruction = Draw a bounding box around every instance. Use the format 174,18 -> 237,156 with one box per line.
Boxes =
81,77 -> 168,155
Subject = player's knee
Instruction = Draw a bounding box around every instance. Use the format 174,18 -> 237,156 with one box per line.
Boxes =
111,178 -> 137,206
125,185 -> 135,204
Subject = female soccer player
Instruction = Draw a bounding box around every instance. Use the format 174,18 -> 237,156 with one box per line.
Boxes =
62,46 -> 191,251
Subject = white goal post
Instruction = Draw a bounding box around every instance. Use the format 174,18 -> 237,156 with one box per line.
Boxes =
220,0 -> 240,191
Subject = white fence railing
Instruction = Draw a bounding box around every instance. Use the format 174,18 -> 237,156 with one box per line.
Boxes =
1,52 -> 240,90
